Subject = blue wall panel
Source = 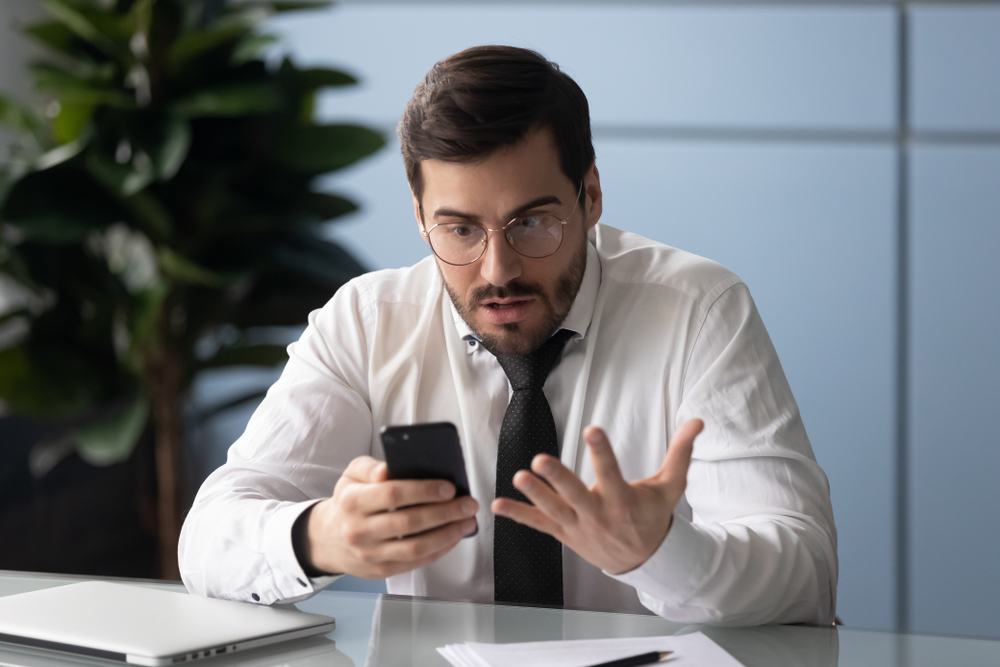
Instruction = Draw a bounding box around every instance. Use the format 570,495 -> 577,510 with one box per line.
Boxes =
911,6 -> 1000,132
270,5 -> 896,130
909,146 -> 1000,639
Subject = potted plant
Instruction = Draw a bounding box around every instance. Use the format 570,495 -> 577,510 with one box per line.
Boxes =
0,0 -> 382,578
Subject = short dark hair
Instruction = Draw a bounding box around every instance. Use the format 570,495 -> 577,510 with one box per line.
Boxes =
397,45 -> 594,205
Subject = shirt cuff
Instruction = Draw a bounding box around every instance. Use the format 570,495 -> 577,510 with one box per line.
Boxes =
261,499 -> 342,604
604,512 -> 716,605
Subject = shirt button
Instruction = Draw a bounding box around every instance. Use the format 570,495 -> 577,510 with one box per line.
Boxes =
297,578 -> 307,587
251,593 -> 260,602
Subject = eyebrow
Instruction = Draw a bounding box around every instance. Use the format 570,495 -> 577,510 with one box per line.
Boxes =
432,195 -> 562,221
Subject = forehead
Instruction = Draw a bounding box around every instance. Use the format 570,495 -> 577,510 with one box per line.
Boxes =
420,127 -> 572,213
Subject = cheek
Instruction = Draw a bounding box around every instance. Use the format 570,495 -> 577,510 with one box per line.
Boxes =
440,265 -> 480,297
538,243 -> 578,284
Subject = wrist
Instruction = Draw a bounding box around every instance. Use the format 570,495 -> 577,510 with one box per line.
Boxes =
292,503 -> 335,577
608,513 -> 675,576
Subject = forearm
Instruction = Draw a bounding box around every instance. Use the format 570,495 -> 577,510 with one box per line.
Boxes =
178,465 -> 337,604
179,278 -> 376,602
611,510 -> 836,625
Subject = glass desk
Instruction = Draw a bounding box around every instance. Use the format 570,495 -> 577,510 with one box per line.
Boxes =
2,571 -> 998,667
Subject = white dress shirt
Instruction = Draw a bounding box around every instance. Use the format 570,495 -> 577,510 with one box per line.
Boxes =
179,223 -> 838,626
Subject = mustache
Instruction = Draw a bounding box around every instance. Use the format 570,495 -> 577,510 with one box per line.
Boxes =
470,281 -> 542,304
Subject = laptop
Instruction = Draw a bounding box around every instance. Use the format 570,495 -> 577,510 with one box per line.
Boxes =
0,582 -> 336,666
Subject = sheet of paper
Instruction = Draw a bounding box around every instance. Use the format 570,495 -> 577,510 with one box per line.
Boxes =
437,631 -> 744,667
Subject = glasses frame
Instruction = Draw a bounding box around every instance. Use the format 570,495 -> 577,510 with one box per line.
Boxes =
420,182 -> 585,267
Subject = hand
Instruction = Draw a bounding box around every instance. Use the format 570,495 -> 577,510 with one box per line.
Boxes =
303,456 -> 479,579
491,419 -> 704,575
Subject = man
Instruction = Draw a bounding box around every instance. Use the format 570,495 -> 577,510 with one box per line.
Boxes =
179,46 -> 837,625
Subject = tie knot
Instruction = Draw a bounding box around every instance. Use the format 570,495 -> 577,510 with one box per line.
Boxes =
493,329 -> 574,391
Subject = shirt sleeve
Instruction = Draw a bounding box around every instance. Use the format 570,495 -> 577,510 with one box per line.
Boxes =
609,282 -> 839,626
178,279 -> 374,605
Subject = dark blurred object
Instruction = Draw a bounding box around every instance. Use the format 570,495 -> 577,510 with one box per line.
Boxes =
0,0 -> 382,578
0,415 -> 158,577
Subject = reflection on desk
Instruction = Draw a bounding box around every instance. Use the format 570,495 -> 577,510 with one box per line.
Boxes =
3,572 -> 1000,667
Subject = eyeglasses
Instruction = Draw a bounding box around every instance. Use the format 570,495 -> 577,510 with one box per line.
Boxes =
421,183 -> 584,266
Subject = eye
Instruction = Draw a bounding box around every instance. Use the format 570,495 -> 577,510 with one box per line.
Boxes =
446,224 -> 476,238
513,216 -> 544,230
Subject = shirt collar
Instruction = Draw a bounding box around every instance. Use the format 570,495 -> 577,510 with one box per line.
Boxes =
450,240 -> 601,352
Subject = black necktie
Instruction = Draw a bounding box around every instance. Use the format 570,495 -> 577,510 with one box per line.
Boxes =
491,329 -> 574,606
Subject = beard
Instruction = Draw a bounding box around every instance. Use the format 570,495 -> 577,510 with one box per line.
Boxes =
441,231 -> 588,357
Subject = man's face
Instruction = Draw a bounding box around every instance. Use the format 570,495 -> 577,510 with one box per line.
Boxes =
415,126 -> 602,356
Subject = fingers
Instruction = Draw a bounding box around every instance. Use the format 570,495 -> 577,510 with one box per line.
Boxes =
347,477 -> 457,515
369,539 -> 468,580
491,497 -> 563,538
512,469 -> 578,525
529,454 -> 594,510
343,456 -> 388,484
658,418 -> 703,488
368,495 -> 478,540
374,516 -> 478,564
582,426 -> 629,496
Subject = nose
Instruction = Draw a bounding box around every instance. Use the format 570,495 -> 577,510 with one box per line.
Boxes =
479,230 -> 522,287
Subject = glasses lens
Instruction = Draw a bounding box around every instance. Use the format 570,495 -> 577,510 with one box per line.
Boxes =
428,223 -> 487,265
507,215 -> 563,258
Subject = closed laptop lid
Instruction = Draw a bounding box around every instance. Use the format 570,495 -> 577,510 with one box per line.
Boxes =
0,582 -> 336,666
0,634 -> 352,667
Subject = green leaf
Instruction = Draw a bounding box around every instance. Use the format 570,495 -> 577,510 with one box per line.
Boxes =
24,21 -> 78,56
267,234 -> 367,286
0,346 -> 37,408
301,192 -> 357,221
31,63 -> 134,108
154,118 -> 192,179
123,191 -> 174,241
52,100 -> 94,144
157,247 -> 229,287
0,240 -> 33,288
271,124 -> 384,174
128,281 -> 167,355
85,151 -> 155,197
40,0 -> 127,61
168,8 -> 266,72
47,58 -> 117,84
35,134 -> 88,170
0,344 -> 103,419
199,343 -> 288,369
237,1 -> 333,13
2,166 -> 125,244
0,94 -> 47,144
172,83 -> 284,118
76,394 -> 149,466
292,67 -> 357,89
0,307 -> 31,328
231,34 -> 279,66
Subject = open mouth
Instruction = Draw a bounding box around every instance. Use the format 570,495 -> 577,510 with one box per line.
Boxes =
482,298 -> 532,310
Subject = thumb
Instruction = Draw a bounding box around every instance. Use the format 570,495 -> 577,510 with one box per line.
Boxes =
654,418 -> 703,488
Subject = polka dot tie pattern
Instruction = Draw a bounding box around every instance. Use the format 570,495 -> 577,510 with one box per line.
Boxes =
490,328 -> 574,606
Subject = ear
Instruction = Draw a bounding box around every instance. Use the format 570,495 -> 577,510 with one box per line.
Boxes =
413,193 -> 430,246
583,162 -> 603,230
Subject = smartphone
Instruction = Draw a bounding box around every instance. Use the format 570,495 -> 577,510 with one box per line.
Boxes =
379,422 -> 477,537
